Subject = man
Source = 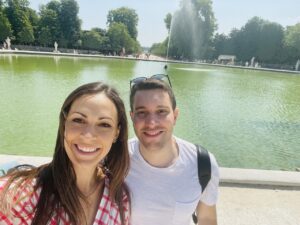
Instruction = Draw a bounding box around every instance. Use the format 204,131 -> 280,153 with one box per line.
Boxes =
126,74 -> 220,225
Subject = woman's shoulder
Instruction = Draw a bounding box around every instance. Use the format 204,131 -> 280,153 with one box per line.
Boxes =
0,175 -> 41,224
0,176 -> 41,214
0,175 -> 37,192
0,176 -> 9,191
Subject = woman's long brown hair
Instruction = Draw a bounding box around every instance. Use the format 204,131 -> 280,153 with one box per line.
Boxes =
0,82 -> 130,225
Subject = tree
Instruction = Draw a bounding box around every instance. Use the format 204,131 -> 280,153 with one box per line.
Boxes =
212,33 -> 229,59
18,18 -> 34,43
91,27 -> 106,37
38,27 -> 52,46
27,8 -> 39,42
284,23 -> 300,52
281,23 -> 300,64
59,0 -> 81,47
0,10 -> 12,41
228,17 -> 284,63
150,40 -> 168,56
5,0 -> 34,44
107,7 -> 138,40
37,4 -> 60,46
256,22 -> 283,62
107,22 -> 137,54
81,30 -> 104,50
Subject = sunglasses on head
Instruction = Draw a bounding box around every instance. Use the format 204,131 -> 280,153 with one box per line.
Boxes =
130,74 -> 172,89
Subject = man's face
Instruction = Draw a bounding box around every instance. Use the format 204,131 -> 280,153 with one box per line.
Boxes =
130,89 -> 178,150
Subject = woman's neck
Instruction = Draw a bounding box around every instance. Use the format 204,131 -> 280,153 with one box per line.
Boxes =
74,164 -> 100,197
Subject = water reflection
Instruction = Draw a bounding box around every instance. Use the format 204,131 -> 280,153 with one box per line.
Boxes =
0,55 -> 300,171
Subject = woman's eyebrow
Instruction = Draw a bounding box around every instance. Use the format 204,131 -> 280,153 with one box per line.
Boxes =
72,112 -> 87,117
98,116 -> 114,121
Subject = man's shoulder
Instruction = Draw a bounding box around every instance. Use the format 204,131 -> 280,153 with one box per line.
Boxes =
175,136 -> 197,154
175,137 -> 219,168
128,137 -> 139,155
128,137 -> 138,144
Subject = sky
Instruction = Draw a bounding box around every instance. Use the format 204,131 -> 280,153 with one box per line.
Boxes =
28,0 -> 300,47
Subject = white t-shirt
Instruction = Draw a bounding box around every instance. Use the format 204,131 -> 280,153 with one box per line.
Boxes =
126,137 -> 220,225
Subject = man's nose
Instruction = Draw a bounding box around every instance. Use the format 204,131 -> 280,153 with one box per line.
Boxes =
145,113 -> 158,125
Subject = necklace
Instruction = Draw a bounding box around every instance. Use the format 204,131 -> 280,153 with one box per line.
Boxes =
82,179 -> 104,198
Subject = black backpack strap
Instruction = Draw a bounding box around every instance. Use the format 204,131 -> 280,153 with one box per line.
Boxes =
192,144 -> 211,224
196,144 -> 211,193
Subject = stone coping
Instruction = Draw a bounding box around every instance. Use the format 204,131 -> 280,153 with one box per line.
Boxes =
1,50 -> 300,74
220,167 -> 300,187
1,154 -> 299,187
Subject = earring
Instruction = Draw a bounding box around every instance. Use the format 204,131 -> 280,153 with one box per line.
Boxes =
97,158 -> 111,179
97,163 -> 106,179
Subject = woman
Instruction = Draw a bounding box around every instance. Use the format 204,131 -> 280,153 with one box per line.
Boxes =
0,82 -> 130,225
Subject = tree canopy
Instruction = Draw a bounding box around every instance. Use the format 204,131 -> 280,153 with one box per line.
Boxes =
284,23 -> 300,52
4,0 -> 34,44
0,8 -> 12,41
107,7 -> 138,40
0,0 -> 299,66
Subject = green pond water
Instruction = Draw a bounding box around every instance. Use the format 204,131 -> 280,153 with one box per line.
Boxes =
0,54 -> 300,171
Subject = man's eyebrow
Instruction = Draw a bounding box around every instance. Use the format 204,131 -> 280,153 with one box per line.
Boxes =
156,105 -> 169,109
134,105 -> 169,110
134,106 -> 146,111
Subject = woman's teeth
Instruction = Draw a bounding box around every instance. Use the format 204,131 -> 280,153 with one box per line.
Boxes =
77,145 -> 98,153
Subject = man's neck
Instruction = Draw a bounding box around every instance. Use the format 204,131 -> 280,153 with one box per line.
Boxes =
138,137 -> 179,168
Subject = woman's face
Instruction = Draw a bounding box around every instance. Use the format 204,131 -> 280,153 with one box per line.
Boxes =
64,92 -> 120,169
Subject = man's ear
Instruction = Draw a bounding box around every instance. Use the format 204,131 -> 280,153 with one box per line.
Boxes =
173,108 -> 179,124
130,111 -> 134,121
114,126 -> 120,142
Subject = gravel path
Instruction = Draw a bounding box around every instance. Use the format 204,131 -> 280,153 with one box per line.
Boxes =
216,185 -> 300,225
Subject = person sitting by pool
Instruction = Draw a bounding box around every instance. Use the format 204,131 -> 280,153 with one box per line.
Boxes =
0,82 -> 130,225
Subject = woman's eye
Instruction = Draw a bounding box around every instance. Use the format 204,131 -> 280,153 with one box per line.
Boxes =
72,118 -> 84,124
99,123 -> 112,128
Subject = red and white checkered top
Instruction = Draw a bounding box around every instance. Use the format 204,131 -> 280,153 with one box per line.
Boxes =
0,177 -> 130,225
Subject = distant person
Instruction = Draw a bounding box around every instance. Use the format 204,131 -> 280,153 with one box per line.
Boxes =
0,82 -> 130,225
126,74 -> 220,225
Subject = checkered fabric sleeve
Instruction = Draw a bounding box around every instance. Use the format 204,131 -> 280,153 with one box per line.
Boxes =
0,177 -> 130,225
0,177 -> 41,225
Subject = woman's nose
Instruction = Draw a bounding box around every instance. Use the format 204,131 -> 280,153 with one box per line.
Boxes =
81,124 -> 97,138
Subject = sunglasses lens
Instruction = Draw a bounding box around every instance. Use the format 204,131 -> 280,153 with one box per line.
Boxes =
151,74 -> 165,80
130,77 -> 147,88
151,74 -> 172,87
130,74 -> 172,88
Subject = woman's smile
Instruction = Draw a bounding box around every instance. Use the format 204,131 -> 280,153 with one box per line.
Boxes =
74,144 -> 100,153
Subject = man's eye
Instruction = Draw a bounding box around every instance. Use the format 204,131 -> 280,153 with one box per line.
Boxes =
158,110 -> 168,115
136,111 -> 146,117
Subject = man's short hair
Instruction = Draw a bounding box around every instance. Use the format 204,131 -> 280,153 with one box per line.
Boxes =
130,79 -> 176,111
